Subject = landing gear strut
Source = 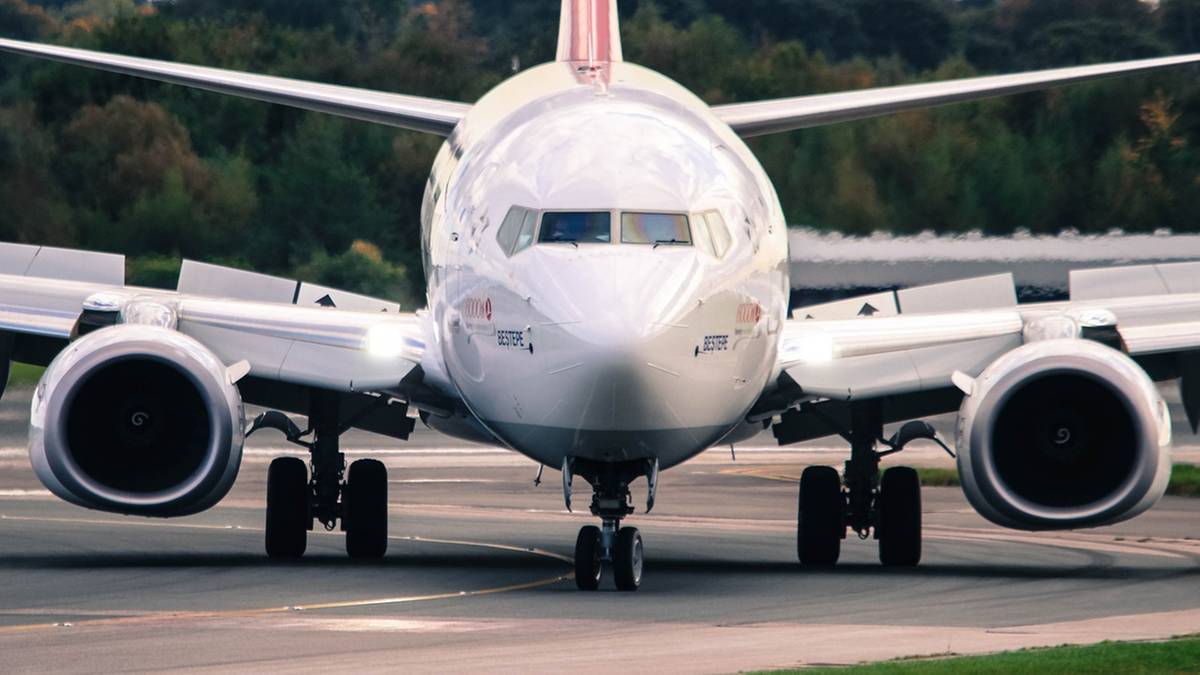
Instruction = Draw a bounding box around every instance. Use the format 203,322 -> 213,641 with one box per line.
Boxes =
569,458 -> 650,591
797,401 -> 931,567
253,390 -> 390,559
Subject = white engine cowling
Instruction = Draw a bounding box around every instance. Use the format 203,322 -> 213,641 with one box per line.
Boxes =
30,325 -> 244,517
956,339 -> 1171,530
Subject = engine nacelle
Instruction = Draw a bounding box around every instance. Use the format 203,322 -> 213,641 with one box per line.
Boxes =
30,325 -> 244,517
956,339 -> 1171,530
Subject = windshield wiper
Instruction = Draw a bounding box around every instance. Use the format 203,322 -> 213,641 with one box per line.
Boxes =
549,235 -> 579,248
653,239 -> 687,249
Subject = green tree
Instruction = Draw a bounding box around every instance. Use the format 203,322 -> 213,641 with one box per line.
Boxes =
852,0 -> 954,70
1160,0 -> 1200,53
0,0 -> 57,40
0,104 -> 73,245
295,240 -> 415,306
258,115 -> 390,270
60,95 -> 208,218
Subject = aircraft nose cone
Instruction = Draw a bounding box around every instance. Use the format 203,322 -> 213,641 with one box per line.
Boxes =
524,248 -> 703,430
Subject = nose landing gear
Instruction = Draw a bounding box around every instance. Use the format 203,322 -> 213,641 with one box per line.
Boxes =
567,458 -> 651,591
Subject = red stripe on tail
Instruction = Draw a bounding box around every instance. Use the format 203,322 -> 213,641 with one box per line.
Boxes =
557,0 -> 623,64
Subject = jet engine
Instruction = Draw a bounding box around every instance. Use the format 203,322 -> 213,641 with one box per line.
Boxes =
956,339 -> 1171,530
29,325 -> 244,517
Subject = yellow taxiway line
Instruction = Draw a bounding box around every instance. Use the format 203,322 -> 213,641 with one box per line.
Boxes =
0,513 -> 575,634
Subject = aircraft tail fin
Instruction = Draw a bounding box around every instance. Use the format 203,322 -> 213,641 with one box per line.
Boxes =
557,0 -> 623,64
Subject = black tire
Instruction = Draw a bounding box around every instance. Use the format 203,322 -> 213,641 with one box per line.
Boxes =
574,525 -> 603,591
798,466 -> 843,565
613,527 -> 644,591
265,457 -> 309,558
878,466 -> 922,567
345,459 -> 389,559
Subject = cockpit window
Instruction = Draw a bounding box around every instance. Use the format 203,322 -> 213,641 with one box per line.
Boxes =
512,208 -> 539,254
539,212 -> 611,244
496,206 -> 542,256
702,210 -> 732,257
496,206 -> 526,255
621,212 -> 691,246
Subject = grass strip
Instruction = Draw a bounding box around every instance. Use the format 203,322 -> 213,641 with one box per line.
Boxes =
756,635 -> 1200,674
6,363 -> 44,388
917,466 -> 1200,498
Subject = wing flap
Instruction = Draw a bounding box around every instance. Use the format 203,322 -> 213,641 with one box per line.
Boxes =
0,241 -> 124,285
792,291 -> 898,321
1070,261 -> 1200,300
896,273 -> 1016,314
792,273 -> 1016,321
177,260 -> 298,304
178,260 -> 400,312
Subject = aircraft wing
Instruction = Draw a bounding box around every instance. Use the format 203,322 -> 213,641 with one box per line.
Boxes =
766,266 -> 1200,431
714,53 -> 1200,138
0,244 -> 426,394
0,38 -> 469,136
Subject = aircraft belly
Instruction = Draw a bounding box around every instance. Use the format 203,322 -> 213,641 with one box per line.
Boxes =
482,419 -> 729,470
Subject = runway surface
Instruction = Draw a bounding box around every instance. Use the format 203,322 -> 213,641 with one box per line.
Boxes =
0,386 -> 1198,673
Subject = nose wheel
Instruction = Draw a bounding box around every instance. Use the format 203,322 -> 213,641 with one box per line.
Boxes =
568,458 -> 649,591
573,522 -> 644,591
574,525 -> 603,590
613,526 -> 644,590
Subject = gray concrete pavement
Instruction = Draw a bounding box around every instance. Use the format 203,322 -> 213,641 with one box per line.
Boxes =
0,386 -> 1197,673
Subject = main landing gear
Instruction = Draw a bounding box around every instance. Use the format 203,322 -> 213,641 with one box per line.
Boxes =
252,390 -> 390,559
798,401 -> 949,567
567,458 -> 655,591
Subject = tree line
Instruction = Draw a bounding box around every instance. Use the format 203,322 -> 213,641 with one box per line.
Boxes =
2,0 -> 1200,302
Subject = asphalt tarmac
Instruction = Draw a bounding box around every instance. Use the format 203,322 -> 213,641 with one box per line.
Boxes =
0,386 -> 1197,673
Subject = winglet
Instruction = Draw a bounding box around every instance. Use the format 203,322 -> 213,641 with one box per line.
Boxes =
557,0 -> 623,65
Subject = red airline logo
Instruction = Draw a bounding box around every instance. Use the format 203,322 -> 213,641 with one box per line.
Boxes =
464,297 -> 492,322
736,303 -> 762,324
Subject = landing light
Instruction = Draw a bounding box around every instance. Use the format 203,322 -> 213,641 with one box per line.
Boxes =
789,332 -> 836,364
364,323 -> 410,358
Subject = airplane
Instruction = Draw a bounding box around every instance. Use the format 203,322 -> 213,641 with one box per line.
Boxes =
1,0 -> 1198,592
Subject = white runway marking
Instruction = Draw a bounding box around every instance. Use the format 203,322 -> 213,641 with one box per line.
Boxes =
389,479 -> 498,484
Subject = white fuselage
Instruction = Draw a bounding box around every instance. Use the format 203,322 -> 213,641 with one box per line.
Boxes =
420,61 -> 790,469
